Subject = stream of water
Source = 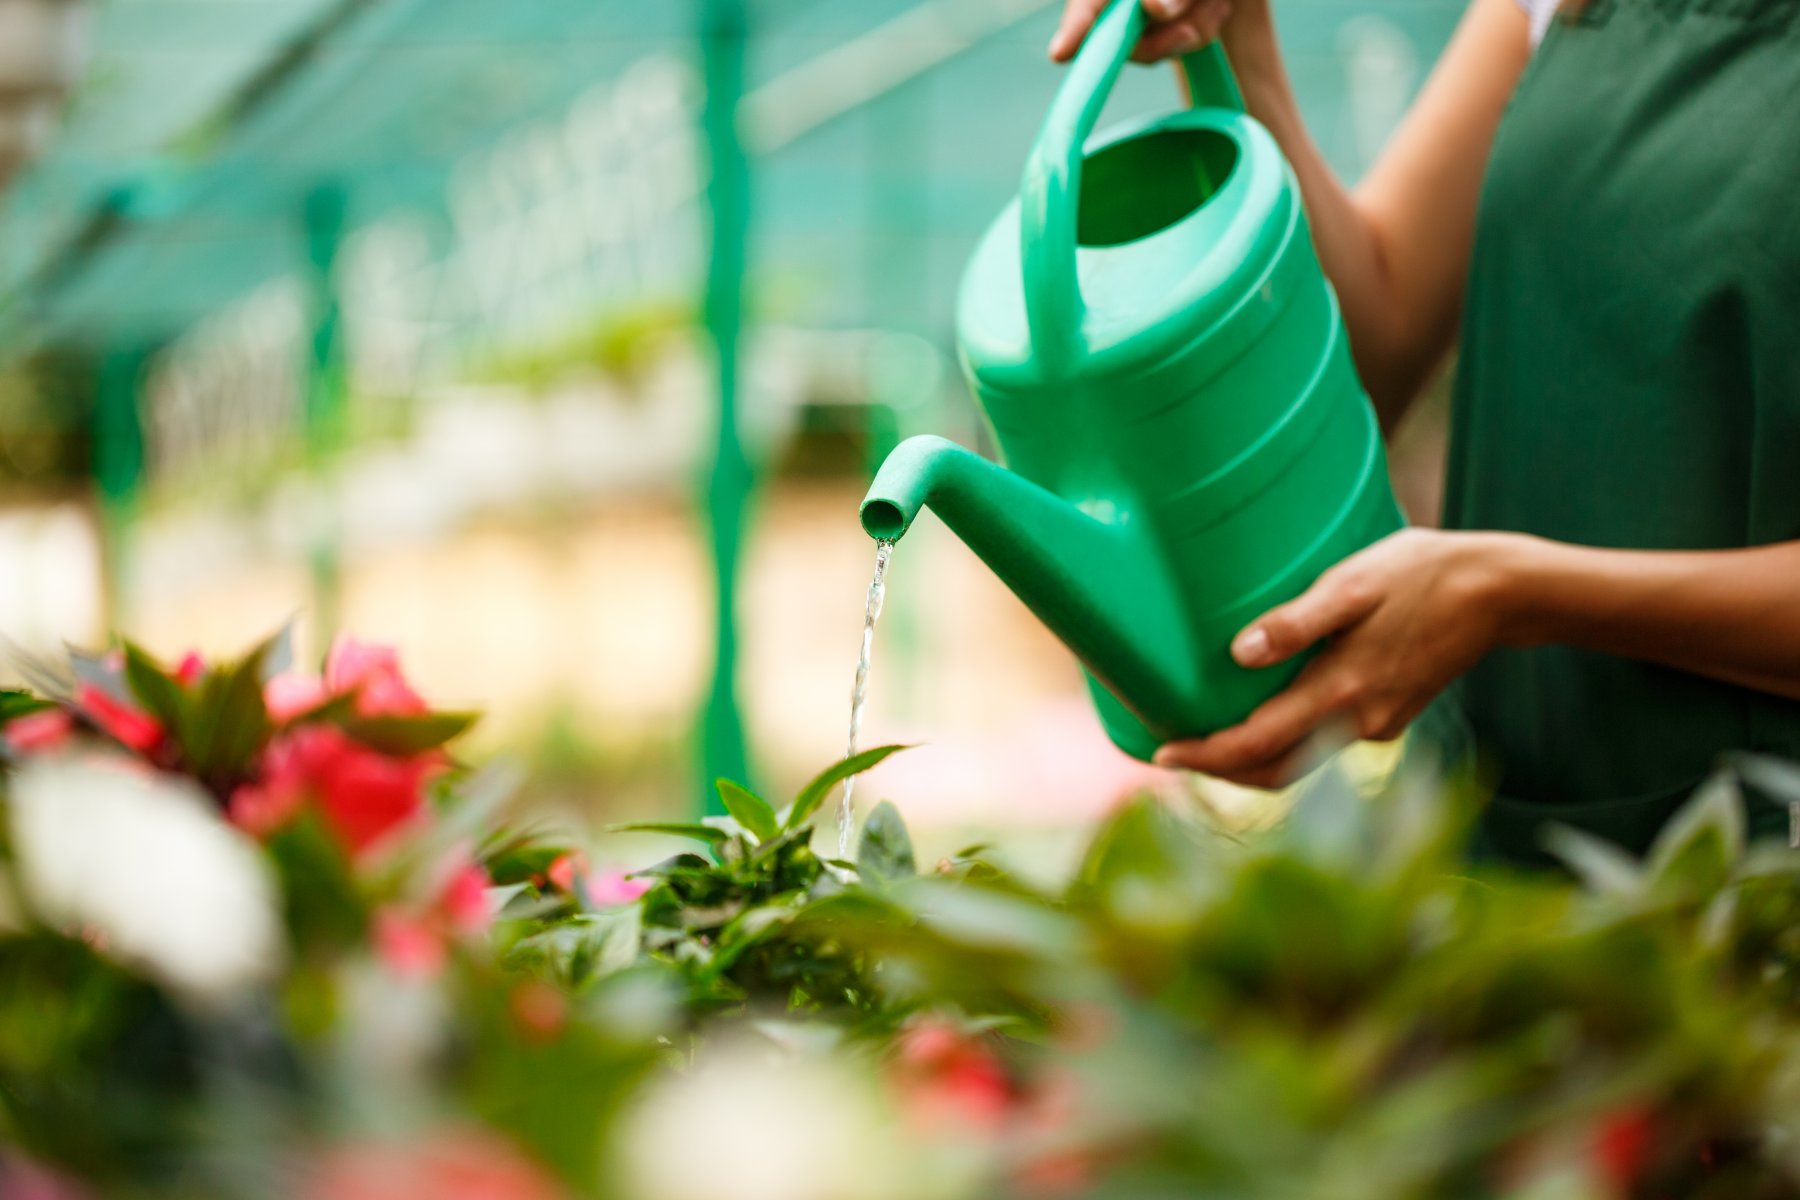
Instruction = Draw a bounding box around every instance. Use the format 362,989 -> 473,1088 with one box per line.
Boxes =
838,538 -> 895,859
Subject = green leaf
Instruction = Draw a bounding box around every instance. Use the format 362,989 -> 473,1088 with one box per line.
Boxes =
1278,760 -> 1370,870
122,642 -> 190,734
786,744 -> 910,831
1543,824 -> 1644,898
0,690 -> 50,725
507,908 -> 642,985
716,778 -> 778,843
605,822 -> 733,850
857,800 -> 916,882
340,711 -> 478,756
179,644 -> 273,783
1647,772 -> 1745,896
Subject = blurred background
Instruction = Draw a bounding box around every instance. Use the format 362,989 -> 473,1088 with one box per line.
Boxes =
0,0 -> 1456,852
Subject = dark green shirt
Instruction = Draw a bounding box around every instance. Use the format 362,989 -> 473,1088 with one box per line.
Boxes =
1441,0 -> 1800,859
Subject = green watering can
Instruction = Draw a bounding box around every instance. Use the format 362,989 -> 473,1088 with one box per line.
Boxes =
860,0 -> 1404,761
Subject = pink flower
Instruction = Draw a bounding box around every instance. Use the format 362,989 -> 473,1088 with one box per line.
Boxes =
232,725 -> 434,857
265,673 -> 330,722
326,637 -> 426,717
438,858 -> 493,935
545,855 -> 648,907
265,638 -> 426,724
174,651 -> 205,686
3,709 -> 73,752
587,869 -> 650,907
228,777 -> 306,838
75,684 -> 163,755
374,908 -> 446,978
302,1132 -> 560,1200
372,853 -> 493,979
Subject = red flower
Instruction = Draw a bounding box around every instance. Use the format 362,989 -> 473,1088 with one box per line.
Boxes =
174,651 -> 205,685
546,852 -> 582,893
231,725 -> 435,857
893,1017 -> 1015,1133
1592,1107 -> 1656,1189
3,709 -> 73,752
75,684 -> 163,755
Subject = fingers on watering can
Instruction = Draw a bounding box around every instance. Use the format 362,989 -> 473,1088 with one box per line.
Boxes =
1233,575 -> 1381,668
1155,671 -> 1332,775
1133,5 -> 1230,61
1048,0 -> 1110,60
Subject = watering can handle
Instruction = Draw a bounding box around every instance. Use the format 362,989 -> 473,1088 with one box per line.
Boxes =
1021,0 -> 1244,372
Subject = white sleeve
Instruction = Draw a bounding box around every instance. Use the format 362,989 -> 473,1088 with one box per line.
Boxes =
1518,0 -> 1560,47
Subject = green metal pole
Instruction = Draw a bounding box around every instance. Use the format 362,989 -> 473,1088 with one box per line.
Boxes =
698,0 -> 754,816
94,343 -> 149,627
301,183 -> 348,645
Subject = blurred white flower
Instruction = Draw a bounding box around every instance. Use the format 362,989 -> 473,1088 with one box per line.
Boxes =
8,755 -> 283,999
615,1038 -> 916,1200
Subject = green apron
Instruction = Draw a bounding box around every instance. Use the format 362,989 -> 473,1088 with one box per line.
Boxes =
1440,0 -> 1800,863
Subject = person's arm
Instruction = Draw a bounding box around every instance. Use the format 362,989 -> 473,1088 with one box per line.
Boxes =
1153,531 -> 1800,788
1050,0 -> 1533,427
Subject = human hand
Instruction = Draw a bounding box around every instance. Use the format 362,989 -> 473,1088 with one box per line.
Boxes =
1153,530 -> 1522,788
1049,0 -> 1235,65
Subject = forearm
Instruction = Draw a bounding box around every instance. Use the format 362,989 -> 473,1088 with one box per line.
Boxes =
1212,7 -> 1415,424
1212,0 -> 1530,426
1492,535 -> 1800,700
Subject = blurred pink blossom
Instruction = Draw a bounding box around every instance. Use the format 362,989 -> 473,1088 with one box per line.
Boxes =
4,709 -> 73,752
326,637 -> 427,717
74,684 -> 163,755
374,908 -> 446,979
587,869 -> 650,907
302,1131 -> 560,1200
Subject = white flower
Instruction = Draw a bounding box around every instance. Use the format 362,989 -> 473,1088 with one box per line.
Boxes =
8,755 -> 284,1000
615,1037 -> 913,1200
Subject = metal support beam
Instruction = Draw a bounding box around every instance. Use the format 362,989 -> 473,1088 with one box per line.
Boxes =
302,182 -> 348,644
93,341 -> 149,626
698,0 -> 754,816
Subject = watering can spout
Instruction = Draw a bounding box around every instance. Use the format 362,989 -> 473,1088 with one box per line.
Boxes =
862,436 -> 1197,752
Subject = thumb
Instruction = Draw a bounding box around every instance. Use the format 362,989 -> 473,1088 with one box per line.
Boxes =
1232,576 -> 1380,668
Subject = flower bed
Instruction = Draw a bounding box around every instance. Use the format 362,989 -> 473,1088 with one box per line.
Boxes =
3,632 -> 1800,1199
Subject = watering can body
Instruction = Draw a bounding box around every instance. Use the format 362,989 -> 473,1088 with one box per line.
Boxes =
861,0 -> 1403,762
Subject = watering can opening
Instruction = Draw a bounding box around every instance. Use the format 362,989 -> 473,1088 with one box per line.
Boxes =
1076,126 -> 1239,249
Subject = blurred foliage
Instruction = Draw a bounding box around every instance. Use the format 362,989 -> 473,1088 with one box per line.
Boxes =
6,632 -> 1800,1197
0,349 -> 96,494
468,299 -> 695,394
515,699 -> 689,824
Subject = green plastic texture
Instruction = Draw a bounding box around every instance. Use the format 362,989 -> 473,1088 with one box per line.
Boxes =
861,0 -> 1404,761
